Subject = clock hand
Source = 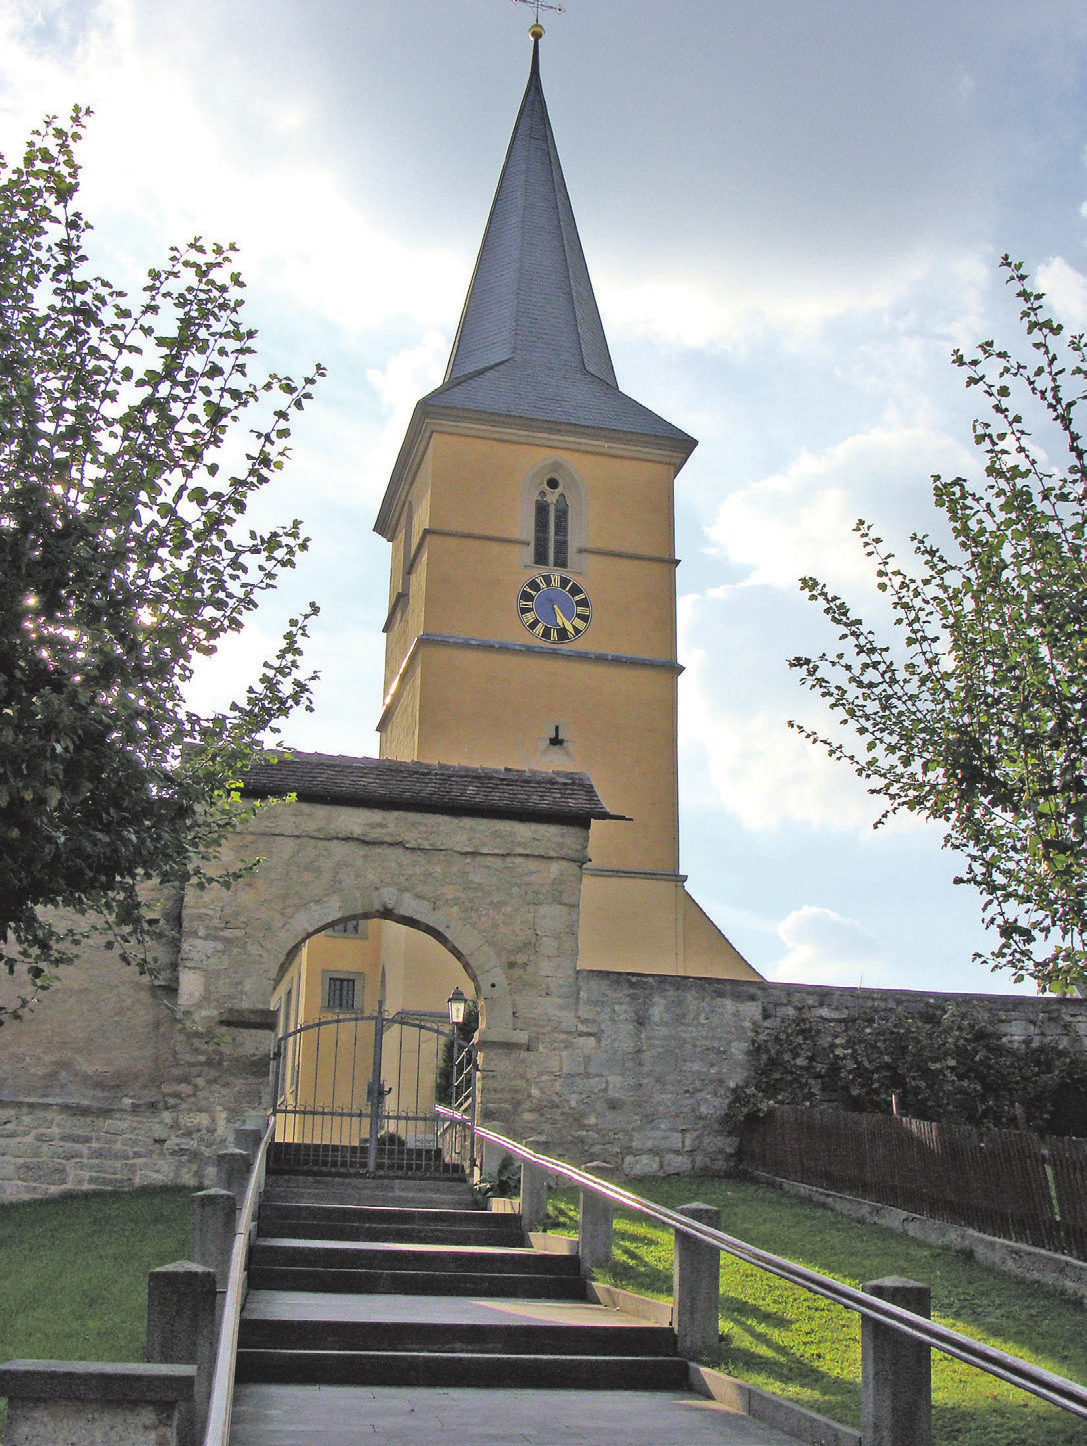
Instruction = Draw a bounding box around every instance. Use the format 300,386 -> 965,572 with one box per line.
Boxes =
554,606 -> 578,636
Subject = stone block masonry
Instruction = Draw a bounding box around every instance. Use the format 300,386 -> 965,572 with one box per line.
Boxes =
4,785 -> 1087,1197
541,974 -> 1087,1178
6,974 -> 1086,1196
0,1099 -> 216,1203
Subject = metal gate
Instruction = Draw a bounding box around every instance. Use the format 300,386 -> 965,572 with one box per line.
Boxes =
270,1004 -> 477,1176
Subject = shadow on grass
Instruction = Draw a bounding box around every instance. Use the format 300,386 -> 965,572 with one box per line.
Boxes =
545,1177 -> 1087,1446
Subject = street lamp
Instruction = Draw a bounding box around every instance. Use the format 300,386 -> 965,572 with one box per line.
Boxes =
446,987 -> 468,1027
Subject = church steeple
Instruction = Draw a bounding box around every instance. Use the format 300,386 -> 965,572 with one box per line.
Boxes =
376,35 -> 693,539
371,34 -> 759,985
440,33 -> 618,395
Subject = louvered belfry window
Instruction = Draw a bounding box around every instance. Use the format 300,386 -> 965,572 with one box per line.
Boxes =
533,478 -> 570,567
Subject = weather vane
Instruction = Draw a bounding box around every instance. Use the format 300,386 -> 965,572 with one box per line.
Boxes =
511,0 -> 564,25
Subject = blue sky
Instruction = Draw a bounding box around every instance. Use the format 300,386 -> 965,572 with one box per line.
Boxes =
4,0 -> 1087,994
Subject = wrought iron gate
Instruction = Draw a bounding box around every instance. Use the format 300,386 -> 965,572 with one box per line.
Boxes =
270,1004 -> 477,1176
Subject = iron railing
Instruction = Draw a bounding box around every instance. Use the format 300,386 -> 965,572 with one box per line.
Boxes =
436,1036 -> 478,1171
436,1110 -> 1087,1421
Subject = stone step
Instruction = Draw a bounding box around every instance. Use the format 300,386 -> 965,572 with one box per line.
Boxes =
250,1241 -> 578,1276
246,1265 -> 588,1299
259,1217 -> 522,1246
259,1203 -> 496,1228
261,1176 -> 477,1210
239,1317 -> 677,1358
233,1350 -> 691,1390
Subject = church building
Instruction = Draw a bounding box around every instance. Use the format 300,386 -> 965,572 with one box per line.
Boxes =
369,30 -> 760,990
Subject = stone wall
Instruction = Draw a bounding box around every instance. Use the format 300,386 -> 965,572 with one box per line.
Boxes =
0,905 -> 274,1203
4,785 -> 1087,1197
530,975 -> 1087,1177
0,1099 -> 209,1202
757,978 -> 1087,1047
0,796 -> 590,1202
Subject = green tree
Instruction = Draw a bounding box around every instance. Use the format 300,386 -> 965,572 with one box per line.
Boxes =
0,111 -> 323,1018
790,258 -> 1087,994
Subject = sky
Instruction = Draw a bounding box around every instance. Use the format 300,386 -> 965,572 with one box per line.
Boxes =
3,0 -> 1087,995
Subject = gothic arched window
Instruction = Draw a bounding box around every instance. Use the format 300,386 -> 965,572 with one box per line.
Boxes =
533,477 -> 570,568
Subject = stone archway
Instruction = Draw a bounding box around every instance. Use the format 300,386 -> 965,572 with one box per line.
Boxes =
268,883 -> 515,1032
175,754 -> 610,1138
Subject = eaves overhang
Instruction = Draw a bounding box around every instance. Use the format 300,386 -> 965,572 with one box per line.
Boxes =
375,398 -> 696,541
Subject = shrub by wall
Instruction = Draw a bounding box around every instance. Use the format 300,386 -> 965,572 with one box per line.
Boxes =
725,1000 -> 1087,1136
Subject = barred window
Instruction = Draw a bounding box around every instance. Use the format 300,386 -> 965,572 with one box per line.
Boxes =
325,976 -> 356,1011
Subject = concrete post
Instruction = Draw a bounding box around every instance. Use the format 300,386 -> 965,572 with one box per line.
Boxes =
673,1202 -> 721,1361
520,1137 -> 548,1232
191,1188 -> 236,1334
480,1130 -> 509,1179
578,1161 -> 615,1277
191,1190 -> 236,1288
146,1261 -> 217,1446
234,1125 -> 263,1163
861,1277 -> 932,1446
215,1147 -> 250,1210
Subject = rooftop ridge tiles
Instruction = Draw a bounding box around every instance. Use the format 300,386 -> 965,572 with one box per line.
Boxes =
238,750 -> 614,822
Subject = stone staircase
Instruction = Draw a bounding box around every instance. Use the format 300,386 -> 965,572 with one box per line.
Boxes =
235,1169 -> 689,1390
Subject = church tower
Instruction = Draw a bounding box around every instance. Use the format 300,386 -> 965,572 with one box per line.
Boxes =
375,32 -> 759,982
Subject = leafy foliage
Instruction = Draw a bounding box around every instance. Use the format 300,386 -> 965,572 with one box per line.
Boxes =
724,1002 -> 1087,1136
790,259 -> 1087,993
0,111 -> 323,1014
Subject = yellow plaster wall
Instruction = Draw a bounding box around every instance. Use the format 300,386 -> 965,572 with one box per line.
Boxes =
270,928 -> 385,1144
377,425 -> 760,983
577,873 -> 683,974
681,890 -> 761,980
402,646 -> 677,875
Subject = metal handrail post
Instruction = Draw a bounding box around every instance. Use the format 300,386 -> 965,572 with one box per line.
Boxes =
435,1108 -> 1087,1422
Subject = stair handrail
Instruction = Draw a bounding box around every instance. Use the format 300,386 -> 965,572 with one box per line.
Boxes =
435,1107 -> 1087,1421
203,1115 -> 275,1446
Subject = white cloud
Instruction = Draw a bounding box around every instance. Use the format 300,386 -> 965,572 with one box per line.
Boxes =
1036,256 -> 1087,328
678,603 -> 882,833
364,330 -> 450,488
185,619 -> 385,759
598,246 -> 974,353
0,0 -> 464,337
767,904 -> 888,986
704,425 -> 973,596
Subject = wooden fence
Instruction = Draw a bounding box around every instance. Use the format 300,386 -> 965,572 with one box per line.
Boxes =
740,1105 -> 1087,1261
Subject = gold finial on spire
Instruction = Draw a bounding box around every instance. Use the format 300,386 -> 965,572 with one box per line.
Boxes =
512,0 -> 563,37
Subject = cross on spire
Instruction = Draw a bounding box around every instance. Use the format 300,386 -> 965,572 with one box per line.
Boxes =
511,0 -> 564,27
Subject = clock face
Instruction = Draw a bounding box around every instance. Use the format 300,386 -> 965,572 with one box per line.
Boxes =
517,572 -> 592,645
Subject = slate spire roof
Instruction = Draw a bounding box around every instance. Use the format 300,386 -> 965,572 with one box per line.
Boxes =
431,34 -> 694,446
376,35 -> 694,536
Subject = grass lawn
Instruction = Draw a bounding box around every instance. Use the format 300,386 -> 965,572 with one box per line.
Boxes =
547,1175 -> 1087,1446
0,1186 -> 191,1440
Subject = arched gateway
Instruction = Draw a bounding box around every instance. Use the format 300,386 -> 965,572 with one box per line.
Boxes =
176,752 -> 612,1154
